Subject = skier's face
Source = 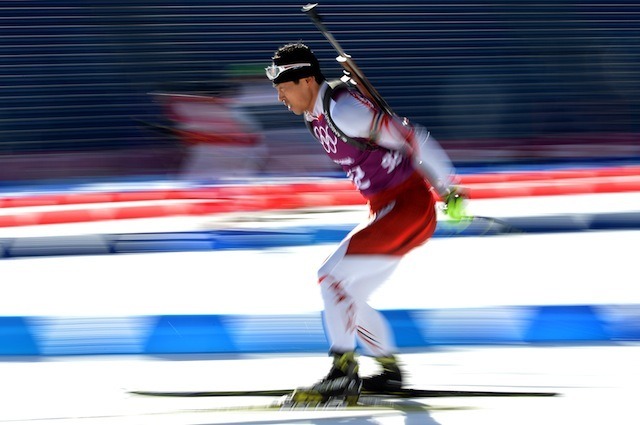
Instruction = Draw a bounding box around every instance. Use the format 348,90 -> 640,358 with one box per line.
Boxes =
275,77 -> 317,116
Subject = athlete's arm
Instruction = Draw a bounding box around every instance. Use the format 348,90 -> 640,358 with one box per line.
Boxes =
401,124 -> 458,198
329,91 -> 380,142
331,91 -> 458,198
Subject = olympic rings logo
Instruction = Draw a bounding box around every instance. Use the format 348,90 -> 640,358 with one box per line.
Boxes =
313,125 -> 338,154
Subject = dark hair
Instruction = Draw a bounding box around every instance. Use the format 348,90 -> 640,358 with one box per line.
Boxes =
271,42 -> 325,84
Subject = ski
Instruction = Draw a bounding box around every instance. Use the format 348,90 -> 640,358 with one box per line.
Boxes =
187,398 -> 466,412
129,387 -> 559,398
207,396 -> 466,412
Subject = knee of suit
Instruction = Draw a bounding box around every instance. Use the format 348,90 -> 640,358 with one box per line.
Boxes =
319,275 -> 351,303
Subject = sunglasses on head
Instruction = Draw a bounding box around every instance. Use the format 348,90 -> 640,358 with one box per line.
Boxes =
265,63 -> 312,81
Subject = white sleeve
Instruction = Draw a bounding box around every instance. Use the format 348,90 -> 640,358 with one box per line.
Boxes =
376,119 -> 457,197
329,93 -> 376,139
408,124 -> 457,197
330,92 -> 457,197
331,94 -> 409,152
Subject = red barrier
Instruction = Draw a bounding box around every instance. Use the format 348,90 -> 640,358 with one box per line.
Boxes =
466,175 -> 640,199
460,165 -> 640,184
0,166 -> 639,228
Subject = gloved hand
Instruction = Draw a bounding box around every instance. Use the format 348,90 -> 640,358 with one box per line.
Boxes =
442,186 -> 469,222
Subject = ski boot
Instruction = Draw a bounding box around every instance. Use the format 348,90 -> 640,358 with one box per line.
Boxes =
290,351 -> 362,406
362,355 -> 403,392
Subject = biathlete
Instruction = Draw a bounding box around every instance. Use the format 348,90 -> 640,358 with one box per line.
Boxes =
265,42 -> 467,405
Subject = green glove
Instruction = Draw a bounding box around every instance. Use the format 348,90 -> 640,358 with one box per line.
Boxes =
443,187 -> 469,222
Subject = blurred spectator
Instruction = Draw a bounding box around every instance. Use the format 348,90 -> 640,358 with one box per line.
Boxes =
158,92 -> 267,181
226,63 -> 282,107
146,67 -> 274,181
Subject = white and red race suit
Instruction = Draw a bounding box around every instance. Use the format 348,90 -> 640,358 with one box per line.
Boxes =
304,81 -> 458,356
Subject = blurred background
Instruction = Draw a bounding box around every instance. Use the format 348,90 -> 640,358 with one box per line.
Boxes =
0,5 -> 639,423
0,0 -> 638,185
0,0 -> 638,347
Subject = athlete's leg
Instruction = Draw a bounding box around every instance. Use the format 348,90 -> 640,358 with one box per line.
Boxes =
319,240 -> 401,355
318,178 -> 435,356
